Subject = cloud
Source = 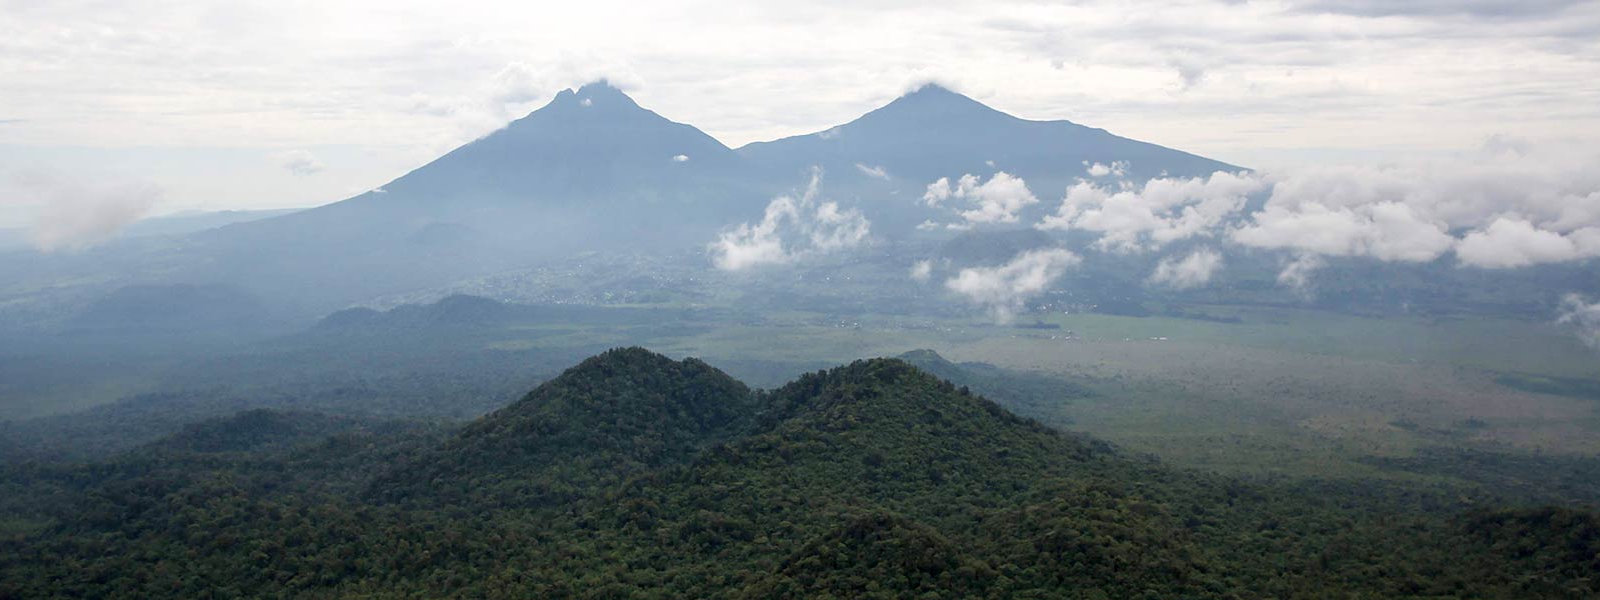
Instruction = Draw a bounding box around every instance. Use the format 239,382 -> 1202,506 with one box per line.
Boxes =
922,172 -> 1039,226
1277,253 -> 1324,295
1290,0 -> 1587,19
1021,141 -> 1600,289
1231,142 -> 1600,270
856,163 -> 890,180
1455,218 -> 1600,268
1169,56 -> 1207,90
945,247 -> 1080,322
709,170 -> 870,270
276,150 -> 325,176
910,259 -> 933,282
1147,247 -> 1223,289
1558,294 -> 1600,350
397,56 -> 651,152
672,154 -> 690,162
2,169 -> 160,252
1084,161 -> 1127,178
1232,200 -> 1455,262
1039,170 -> 1264,253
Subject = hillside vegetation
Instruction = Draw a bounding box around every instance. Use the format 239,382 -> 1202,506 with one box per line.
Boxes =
2,348 -> 1596,598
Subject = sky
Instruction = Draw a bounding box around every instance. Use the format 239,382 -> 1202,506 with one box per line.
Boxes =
1,0 -> 1599,228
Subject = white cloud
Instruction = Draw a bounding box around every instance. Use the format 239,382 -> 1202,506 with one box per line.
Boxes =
856,163 -> 890,180
923,172 -> 1039,226
1040,170 -> 1263,253
1455,218 -> 1599,268
1233,142 -> 1600,269
276,150 -> 325,176
1558,294 -> 1600,350
672,154 -> 690,162
2,0 -> 1599,226
1277,253 -> 1324,295
2,169 -> 160,252
945,248 -> 1080,322
922,177 -> 952,207
809,199 -> 871,251
1232,200 -> 1455,262
2,2 -> 1600,229
1147,247 -> 1223,289
1016,141 -> 1600,287
910,259 -> 933,282
1084,160 -> 1128,178
709,170 -> 870,270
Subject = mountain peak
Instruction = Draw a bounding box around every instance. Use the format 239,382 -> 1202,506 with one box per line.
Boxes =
902,82 -> 962,98
367,347 -> 755,506
871,83 -> 1007,121
537,79 -> 646,116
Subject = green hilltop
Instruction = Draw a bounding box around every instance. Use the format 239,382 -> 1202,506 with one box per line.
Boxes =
2,348 -> 1596,598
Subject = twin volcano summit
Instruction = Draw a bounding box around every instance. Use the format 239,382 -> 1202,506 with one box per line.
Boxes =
167,82 -> 1237,311
243,81 -> 1235,243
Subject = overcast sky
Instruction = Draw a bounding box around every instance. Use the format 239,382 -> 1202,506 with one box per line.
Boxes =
2,0 -> 1598,226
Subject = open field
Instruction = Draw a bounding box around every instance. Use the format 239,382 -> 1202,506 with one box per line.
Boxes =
632,306 -> 1600,480
5,301 -> 1597,490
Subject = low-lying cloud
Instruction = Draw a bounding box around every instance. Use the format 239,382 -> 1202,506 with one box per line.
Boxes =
856,163 -> 890,180
1084,161 -> 1127,178
1230,142 -> 1600,269
709,170 -> 870,270
944,247 -> 1080,322
1038,170 -> 1263,253
1558,294 -> 1600,350
923,172 -> 1039,227
1276,253 -> 1324,296
1,169 -> 161,252
1147,247 -> 1223,290
1029,141 -> 1600,289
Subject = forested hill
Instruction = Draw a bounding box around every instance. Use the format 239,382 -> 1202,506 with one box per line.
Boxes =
368,347 -> 756,506
2,348 -> 1598,598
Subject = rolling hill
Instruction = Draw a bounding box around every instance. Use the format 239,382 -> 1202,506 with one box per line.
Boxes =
2,348 -> 1595,598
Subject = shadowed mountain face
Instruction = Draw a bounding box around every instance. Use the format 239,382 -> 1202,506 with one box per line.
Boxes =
740,85 -> 1240,182
302,81 -> 757,244
1,83 -> 1245,320
166,83 -> 767,312
738,84 -> 1241,230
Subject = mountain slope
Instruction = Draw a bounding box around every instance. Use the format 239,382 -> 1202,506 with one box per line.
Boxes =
368,347 -> 756,505
739,84 -> 1239,191
1,83 -> 1251,319
561,357 -> 1214,596
3,349 -> 1599,598
161,83 -> 766,313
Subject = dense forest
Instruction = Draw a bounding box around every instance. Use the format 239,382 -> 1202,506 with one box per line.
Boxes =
2,348 -> 1597,598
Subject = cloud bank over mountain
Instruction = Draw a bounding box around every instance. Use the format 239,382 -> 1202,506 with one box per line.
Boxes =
1559,294 -> 1600,350
1148,248 -> 1224,290
0,169 -> 160,252
923,172 -> 1040,228
709,171 -> 870,271
944,248 -> 1080,322
954,140 -> 1600,293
